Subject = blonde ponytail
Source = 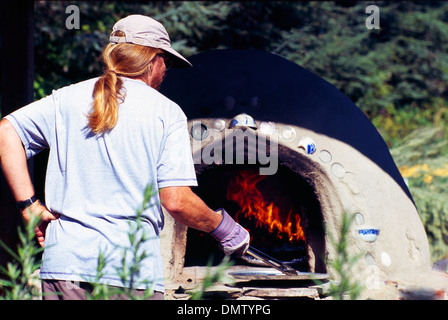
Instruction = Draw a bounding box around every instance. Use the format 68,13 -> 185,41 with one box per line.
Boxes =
88,39 -> 162,134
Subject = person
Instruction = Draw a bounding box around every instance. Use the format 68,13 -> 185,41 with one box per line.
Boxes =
0,14 -> 249,300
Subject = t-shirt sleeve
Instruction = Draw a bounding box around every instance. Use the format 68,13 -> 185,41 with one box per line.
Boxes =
156,110 -> 197,189
4,94 -> 56,159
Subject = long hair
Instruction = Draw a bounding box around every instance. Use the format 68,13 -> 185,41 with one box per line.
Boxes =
88,33 -> 162,134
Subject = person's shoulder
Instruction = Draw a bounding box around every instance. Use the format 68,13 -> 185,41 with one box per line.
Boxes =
123,78 -> 180,106
122,78 -> 160,96
51,77 -> 98,96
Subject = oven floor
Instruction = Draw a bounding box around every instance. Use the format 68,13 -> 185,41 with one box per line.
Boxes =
164,265 -> 330,300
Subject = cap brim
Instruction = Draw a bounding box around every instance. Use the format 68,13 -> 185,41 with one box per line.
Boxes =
163,47 -> 192,68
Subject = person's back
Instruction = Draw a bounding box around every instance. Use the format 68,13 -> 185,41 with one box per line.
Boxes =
4,75 -> 195,291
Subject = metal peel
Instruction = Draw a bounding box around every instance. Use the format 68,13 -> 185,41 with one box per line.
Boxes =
245,246 -> 299,276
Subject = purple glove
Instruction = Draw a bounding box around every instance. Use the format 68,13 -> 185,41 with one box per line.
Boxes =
210,209 -> 250,256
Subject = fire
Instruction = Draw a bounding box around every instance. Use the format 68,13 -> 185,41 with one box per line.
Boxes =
227,169 -> 305,242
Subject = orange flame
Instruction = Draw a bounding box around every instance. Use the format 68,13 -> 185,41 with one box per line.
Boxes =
227,170 -> 305,242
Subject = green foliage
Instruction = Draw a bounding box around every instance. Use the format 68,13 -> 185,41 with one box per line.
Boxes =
0,214 -> 44,300
390,127 -> 448,165
273,2 -> 448,121
371,100 -> 448,148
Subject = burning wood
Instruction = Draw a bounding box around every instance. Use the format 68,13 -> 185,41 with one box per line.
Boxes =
227,169 -> 305,243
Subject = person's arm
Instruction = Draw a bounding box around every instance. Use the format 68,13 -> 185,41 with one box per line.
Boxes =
159,186 -> 221,232
0,118 -> 59,246
0,119 -> 34,202
159,186 -> 250,256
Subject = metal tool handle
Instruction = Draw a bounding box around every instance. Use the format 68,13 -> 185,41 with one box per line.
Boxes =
245,246 -> 298,276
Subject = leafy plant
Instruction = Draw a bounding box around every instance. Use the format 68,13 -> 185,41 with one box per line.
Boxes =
0,213 -> 44,300
324,212 -> 363,300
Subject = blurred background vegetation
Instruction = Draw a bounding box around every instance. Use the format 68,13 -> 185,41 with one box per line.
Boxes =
4,1 -> 448,263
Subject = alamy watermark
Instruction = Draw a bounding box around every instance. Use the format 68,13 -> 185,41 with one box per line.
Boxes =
65,5 -> 80,30
191,122 -> 279,176
64,4 -> 380,31
365,5 -> 380,30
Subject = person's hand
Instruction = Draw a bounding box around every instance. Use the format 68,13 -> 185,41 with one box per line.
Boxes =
21,200 -> 60,247
210,209 -> 250,257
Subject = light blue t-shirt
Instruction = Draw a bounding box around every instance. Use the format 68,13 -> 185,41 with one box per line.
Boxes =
5,77 -> 197,292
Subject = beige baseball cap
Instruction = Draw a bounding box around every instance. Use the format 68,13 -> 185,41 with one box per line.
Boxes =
109,14 -> 192,68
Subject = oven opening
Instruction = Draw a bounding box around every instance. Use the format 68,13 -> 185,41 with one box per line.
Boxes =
185,164 -> 326,273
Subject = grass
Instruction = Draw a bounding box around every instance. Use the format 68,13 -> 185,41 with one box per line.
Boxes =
367,100 -> 448,265
390,126 -> 448,263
